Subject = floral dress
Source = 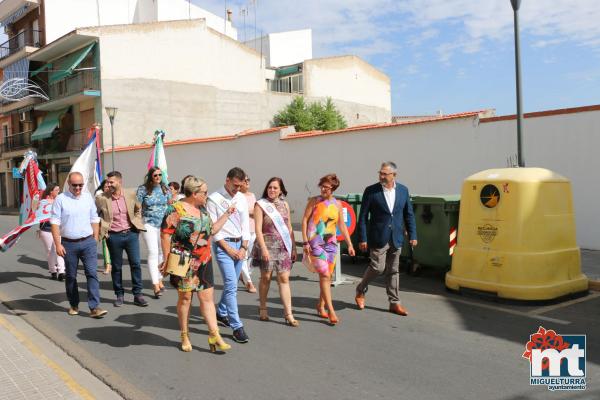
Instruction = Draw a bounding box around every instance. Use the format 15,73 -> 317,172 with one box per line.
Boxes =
307,196 -> 339,275
251,199 -> 292,273
161,202 -> 213,292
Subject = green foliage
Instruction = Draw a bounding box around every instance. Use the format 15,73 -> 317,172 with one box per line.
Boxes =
274,97 -> 347,132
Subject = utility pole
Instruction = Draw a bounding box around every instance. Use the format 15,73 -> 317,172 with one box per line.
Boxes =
510,0 -> 525,167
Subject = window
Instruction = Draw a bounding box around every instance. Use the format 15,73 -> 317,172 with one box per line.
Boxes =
268,74 -> 303,94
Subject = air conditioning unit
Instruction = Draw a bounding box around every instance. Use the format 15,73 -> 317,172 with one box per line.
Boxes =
19,111 -> 30,122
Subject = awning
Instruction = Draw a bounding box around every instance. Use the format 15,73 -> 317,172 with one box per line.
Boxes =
30,107 -> 69,140
49,43 -> 96,85
0,5 -> 29,27
2,58 -> 30,82
276,64 -> 301,78
30,62 -> 52,78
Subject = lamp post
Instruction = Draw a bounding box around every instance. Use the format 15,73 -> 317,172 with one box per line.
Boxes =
510,0 -> 525,167
105,107 -> 117,171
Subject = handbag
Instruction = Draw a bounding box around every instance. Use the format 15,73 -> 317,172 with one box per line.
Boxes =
301,250 -> 317,273
166,226 -> 201,277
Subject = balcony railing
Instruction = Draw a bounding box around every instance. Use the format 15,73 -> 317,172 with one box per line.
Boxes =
48,70 -> 100,101
35,128 -> 88,155
0,29 -> 44,60
1,130 -> 33,153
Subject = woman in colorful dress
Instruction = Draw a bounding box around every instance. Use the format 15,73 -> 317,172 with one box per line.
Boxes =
252,177 -> 298,326
137,167 -> 171,298
38,183 -> 65,280
159,177 -> 235,353
301,173 -> 355,325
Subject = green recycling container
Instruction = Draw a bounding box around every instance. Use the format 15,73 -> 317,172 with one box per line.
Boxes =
334,193 -> 366,256
409,195 -> 461,270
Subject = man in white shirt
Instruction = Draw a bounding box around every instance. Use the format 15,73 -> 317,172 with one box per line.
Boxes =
206,167 -> 251,343
51,172 -> 107,318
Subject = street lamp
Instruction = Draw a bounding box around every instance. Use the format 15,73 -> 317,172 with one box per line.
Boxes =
510,0 -> 525,167
105,106 -> 118,171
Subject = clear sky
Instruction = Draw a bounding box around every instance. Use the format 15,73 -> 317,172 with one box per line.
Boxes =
196,0 -> 600,117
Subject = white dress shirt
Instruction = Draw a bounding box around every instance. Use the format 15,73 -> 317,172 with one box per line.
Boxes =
50,191 -> 100,239
206,186 -> 250,242
382,182 -> 396,213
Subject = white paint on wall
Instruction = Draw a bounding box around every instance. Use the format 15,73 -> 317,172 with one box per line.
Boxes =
84,20 -> 263,92
111,109 -> 600,250
43,0 -> 236,44
304,56 -> 391,113
245,29 -> 312,68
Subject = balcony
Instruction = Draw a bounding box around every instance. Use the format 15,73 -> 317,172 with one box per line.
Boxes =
0,28 -> 44,67
1,130 -> 33,154
36,129 -> 88,156
0,0 -> 39,22
36,70 -> 100,112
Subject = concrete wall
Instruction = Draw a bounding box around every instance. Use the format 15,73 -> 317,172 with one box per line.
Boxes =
304,56 -> 391,121
110,108 -> 600,250
43,0 -> 236,44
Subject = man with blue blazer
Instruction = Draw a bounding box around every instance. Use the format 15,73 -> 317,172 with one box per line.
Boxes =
355,162 -> 417,316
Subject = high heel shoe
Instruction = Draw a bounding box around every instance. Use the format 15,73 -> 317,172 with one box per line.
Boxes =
284,314 -> 299,327
328,312 -> 339,325
316,302 -> 329,319
208,329 -> 231,353
180,331 -> 192,352
259,307 -> 269,321
153,290 -> 162,299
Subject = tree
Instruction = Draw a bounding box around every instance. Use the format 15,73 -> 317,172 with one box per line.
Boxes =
274,97 -> 347,132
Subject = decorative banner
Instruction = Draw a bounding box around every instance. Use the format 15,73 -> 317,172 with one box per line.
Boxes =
0,78 -> 49,102
18,151 -> 46,225
62,127 -> 102,195
147,130 -> 169,186
0,199 -> 52,252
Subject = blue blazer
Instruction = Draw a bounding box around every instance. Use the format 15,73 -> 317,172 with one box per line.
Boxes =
358,182 -> 417,249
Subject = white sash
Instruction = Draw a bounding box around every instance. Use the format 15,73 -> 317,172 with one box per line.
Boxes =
209,191 -> 241,232
257,199 -> 292,256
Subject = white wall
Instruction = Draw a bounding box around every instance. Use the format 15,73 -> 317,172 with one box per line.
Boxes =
304,56 -> 391,113
155,0 -> 237,40
43,0 -> 236,44
89,20 -> 263,92
111,109 -> 600,250
269,29 -> 312,67
243,29 -> 312,68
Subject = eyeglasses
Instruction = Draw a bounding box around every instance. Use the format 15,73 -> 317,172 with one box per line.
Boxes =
70,183 -> 84,188
320,185 -> 333,191
379,171 -> 394,176
153,173 -> 162,178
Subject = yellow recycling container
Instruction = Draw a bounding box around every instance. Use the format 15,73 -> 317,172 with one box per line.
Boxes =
445,168 -> 588,300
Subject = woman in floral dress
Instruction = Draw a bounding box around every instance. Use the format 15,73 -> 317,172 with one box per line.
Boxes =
159,177 -> 235,353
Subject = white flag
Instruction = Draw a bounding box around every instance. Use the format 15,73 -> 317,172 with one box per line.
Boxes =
63,130 -> 101,195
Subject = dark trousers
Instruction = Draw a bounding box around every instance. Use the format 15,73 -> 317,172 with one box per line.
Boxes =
106,231 -> 142,296
63,237 -> 100,310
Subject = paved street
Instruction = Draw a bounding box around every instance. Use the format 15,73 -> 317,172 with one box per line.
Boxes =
0,215 -> 599,400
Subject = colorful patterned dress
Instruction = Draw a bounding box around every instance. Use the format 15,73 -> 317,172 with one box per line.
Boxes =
161,202 -> 213,292
307,196 -> 339,275
251,199 -> 292,273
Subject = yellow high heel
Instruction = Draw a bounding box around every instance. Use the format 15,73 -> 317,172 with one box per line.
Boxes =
208,329 -> 231,353
180,331 -> 192,352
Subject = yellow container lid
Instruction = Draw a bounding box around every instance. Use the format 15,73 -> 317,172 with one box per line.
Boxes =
466,168 -> 569,183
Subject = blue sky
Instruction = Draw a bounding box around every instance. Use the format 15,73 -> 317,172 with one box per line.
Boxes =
196,0 -> 600,116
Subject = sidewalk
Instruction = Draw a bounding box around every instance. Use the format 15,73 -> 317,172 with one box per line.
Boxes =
0,302 -> 122,400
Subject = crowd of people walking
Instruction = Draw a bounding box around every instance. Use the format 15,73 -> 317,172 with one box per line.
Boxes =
46,162 -> 417,353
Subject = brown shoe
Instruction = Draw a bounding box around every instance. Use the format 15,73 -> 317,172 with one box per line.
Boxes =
355,293 -> 365,310
90,308 -> 108,319
389,303 -> 408,316
67,307 -> 79,316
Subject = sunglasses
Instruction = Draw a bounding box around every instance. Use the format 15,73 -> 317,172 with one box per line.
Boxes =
71,183 -> 84,188
153,173 -> 162,178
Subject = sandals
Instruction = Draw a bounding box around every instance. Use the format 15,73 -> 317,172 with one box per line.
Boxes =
259,307 -> 269,321
285,314 -> 299,327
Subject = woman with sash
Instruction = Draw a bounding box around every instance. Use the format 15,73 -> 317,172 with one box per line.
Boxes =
301,173 -> 355,325
252,177 -> 298,326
